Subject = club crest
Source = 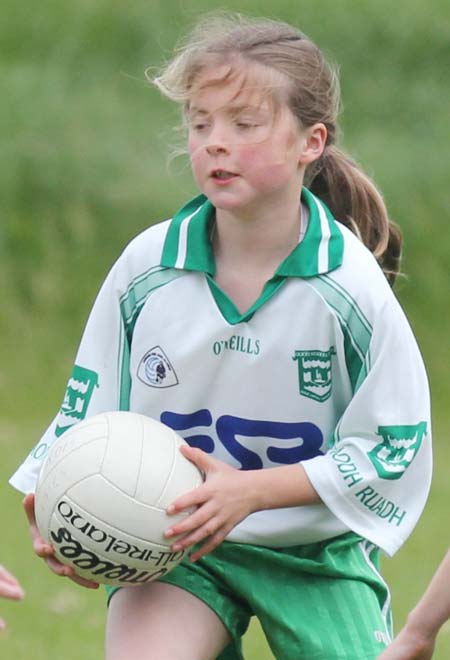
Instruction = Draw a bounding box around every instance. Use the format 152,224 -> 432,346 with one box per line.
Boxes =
368,422 -> 427,480
293,347 -> 336,402
137,346 -> 179,388
55,365 -> 99,437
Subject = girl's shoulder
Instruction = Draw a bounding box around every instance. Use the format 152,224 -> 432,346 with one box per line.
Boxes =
122,217 -> 172,262
323,221 -> 398,316
113,217 -> 173,278
99,217 -> 178,299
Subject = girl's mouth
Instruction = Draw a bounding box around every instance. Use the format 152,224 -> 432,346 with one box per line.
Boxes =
211,169 -> 239,182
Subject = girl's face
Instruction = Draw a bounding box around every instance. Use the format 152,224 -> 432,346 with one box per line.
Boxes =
187,65 -> 311,217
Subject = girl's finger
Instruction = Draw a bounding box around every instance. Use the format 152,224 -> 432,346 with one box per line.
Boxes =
171,523 -> 214,552
165,501 -> 217,538
179,445 -> 214,475
189,529 -> 229,562
23,493 -> 37,527
46,555 -> 74,577
68,574 -> 100,589
45,557 -> 99,588
0,581 -> 24,601
32,537 -> 55,558
166,486 -> 207,515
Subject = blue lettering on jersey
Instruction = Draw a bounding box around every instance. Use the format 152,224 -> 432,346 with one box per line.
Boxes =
160,409 -> 215,453
160,409 -> 323,470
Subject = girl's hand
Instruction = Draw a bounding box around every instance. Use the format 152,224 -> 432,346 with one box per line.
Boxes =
377,627 -> 435,660
23,493 -> 99,589
165,446 -> 257,562
0,565 -> 24,632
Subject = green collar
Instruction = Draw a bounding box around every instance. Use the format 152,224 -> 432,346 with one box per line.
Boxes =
160,187 -> 344,278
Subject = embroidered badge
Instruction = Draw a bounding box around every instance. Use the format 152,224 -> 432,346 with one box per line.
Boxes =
55,365 -> 99,437
137,346 -> 179,388
293,347 -> 336,402
368,422 -> 427,480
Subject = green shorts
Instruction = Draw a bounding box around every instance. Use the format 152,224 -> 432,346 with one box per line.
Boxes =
106,532 -> 392,660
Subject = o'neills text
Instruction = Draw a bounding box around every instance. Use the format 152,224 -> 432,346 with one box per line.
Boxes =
50,526 -> 174,584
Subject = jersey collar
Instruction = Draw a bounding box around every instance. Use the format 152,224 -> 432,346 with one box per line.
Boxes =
160,188 -> 344,277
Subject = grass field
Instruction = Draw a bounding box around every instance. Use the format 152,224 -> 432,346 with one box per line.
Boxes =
1,0 -> 449,657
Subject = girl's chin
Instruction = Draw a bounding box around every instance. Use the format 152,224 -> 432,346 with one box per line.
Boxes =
202,189 -> 253,211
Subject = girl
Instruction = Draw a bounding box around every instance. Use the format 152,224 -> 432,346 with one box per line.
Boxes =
11,14 -> 432,660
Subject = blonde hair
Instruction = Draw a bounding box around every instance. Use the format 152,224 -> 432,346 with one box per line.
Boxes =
151,13 -> 402,284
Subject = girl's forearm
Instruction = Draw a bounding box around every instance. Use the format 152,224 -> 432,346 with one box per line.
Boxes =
247,463 -> 321,511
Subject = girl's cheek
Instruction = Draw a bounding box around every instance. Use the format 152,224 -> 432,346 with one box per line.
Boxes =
188,134 -> 201,157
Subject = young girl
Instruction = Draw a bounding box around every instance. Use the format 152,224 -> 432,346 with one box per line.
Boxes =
11,14 -> 432,660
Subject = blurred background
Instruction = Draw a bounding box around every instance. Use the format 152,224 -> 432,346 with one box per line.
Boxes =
1,0 -> 449,657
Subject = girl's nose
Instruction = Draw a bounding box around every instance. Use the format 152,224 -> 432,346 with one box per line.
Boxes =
205,141 -> 230,156
204,123 -> 231,155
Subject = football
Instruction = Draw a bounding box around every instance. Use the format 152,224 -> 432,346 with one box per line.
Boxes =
34,411 -> 203,586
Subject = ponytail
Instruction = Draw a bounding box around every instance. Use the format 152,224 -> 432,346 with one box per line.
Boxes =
308,146 -> 402,285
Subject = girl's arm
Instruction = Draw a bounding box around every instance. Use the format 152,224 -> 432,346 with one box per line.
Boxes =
377,549 -> 450,660
165,445 -> 320,561
0,565 -> 24,631
166,286 -> 432,561
13,255 -> 131,586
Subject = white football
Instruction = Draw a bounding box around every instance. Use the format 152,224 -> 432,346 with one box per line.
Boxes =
35,411 -> 203,586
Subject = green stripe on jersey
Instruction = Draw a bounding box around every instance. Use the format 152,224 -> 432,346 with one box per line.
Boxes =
206,274 -> 286,325
117,266 -> 185,409
307,275 -> 373,393
117,319 -> 131,411
161,195 -> 215,273
120,266 -> 185,339
276,189 -> 344,277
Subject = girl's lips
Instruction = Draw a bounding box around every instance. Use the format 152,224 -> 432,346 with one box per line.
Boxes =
210,169 -> 239,184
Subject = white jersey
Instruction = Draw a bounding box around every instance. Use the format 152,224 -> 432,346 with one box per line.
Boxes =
10,189 -> 432,556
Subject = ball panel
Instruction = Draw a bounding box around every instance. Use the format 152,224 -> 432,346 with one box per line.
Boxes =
67,474 -> 190,544
101,412 -> 145,495
35,437 -> 107,542
37,418 -> 107,486
134,419 -> 177,505
156,437 -> 204,508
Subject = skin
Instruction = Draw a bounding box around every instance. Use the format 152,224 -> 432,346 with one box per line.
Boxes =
24,63 -> 329,659
377,549 -> 450,659
0,565 -> 24,631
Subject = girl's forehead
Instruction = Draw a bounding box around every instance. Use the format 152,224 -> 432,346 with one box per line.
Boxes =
188,61 -> 288,113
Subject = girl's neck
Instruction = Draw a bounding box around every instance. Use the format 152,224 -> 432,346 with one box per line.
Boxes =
213,199 -> 303,272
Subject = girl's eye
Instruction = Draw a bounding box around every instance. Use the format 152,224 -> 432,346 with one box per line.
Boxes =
236,122 -> 258,130
188,119 -> 210,132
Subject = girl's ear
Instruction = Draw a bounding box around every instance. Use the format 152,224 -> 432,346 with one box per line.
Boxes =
299,123 -> 327,165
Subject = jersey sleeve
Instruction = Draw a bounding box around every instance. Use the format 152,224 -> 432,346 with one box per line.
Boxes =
9,258 -> 130,494
302,293 -> 432,556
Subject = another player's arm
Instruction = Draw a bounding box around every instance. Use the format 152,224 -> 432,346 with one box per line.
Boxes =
0,565 -> 24,631
23,494 -> 99,589
165,445 -> 320,561
377,548 -> 450,660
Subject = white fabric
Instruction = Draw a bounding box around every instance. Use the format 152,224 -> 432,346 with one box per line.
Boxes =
10,218 -> 432,556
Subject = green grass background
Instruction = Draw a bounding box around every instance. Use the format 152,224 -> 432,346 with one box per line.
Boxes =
1,0 -> 449,657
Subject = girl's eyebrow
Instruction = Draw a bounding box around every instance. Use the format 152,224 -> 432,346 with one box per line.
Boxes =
188,103 -> 267,118
188,106 -> 209,116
